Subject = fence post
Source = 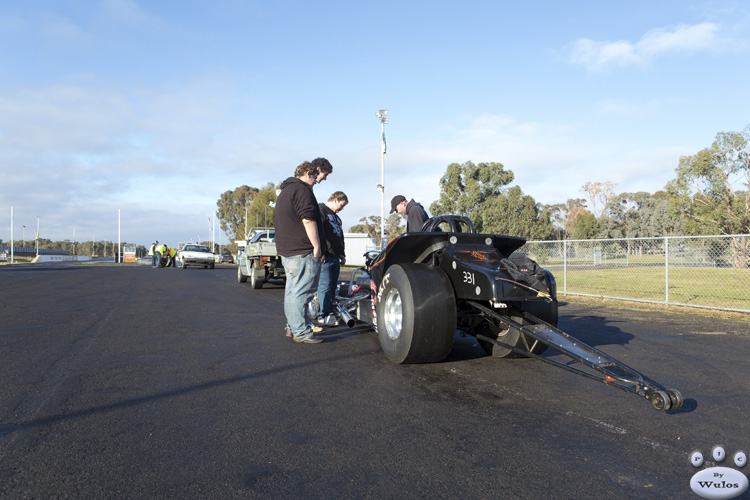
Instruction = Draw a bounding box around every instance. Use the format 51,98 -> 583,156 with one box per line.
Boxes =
665,237 -> 669,305
563,240 -> 567,294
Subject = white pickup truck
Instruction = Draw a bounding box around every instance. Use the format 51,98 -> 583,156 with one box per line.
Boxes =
237,229 -> 284,288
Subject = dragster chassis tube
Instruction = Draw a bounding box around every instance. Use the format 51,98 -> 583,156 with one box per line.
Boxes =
465,300 -> 683,411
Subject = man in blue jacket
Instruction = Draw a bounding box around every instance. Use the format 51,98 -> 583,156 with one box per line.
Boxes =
275,161 -> 325,344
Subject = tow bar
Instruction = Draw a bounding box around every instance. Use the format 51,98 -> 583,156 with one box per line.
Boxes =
466,301 -> 684,411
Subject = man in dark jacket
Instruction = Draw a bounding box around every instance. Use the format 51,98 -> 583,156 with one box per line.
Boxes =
316,191 -> 348,326
275,161 -> 325,344
390,195 -> 429,232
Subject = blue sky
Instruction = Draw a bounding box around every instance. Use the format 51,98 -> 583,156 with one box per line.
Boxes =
1,0 -> 749,248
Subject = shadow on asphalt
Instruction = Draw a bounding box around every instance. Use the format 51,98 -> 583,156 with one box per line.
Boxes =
557,302 -> 636,348
0,350 -> 370,437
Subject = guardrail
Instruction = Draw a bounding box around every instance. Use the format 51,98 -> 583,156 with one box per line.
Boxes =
516,234 -> 750,313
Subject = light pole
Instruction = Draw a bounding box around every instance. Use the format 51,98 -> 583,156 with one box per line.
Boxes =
212,211 -> 216,252
376,109 -> 388,249
22,225 -> 25,248
36,216 -> 39,257
10,206 -> 14,264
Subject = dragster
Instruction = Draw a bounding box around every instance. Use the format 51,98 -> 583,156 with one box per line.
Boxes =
309,215 -> 683,412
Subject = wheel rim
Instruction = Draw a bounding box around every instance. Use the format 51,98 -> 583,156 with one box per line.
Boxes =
383,288 -> 403,340
307,293 -> 319,319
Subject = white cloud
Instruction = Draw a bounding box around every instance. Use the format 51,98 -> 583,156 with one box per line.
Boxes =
40,12 -> 89,44
567,22 -> 725,71
94,0 -> 167,32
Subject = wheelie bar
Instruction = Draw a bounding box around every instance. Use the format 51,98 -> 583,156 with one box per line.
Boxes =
466,301 -> 683,411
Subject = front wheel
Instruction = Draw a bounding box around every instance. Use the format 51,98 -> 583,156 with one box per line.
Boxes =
376,264 -> 456,364
237,264 -> 247,283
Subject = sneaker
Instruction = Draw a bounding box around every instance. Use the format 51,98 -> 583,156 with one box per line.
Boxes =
323,314 -> 340,327
310,324 -> 323,334
285,329 -> 293,338
293,334 -> 324,344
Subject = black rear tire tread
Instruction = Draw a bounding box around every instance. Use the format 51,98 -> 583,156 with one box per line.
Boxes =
376,264 -> 456,364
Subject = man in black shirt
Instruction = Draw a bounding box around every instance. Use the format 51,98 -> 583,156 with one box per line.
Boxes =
275,161 -> 325,344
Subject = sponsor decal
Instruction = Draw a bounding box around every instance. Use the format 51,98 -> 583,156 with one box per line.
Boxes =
454,249 -> 495,262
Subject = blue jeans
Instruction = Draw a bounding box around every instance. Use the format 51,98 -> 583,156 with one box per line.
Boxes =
282,253 -> 321,338
317,256 -> 340,318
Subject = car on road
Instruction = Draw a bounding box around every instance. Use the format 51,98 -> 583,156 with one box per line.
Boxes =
215,251 -> 234,264
178,244 -> 215,269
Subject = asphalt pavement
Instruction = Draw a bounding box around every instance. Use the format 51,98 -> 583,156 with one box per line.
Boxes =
0,263 -> 748,499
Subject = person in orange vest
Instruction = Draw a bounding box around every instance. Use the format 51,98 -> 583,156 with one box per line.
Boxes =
166,247 -> 178,268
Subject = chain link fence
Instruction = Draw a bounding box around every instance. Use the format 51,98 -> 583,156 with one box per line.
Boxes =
515,235 -> 750,313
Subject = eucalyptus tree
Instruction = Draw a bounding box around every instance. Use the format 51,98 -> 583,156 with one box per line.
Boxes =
572,212 -> 600,240
580,181 -> 618,217
667,125 -> 750,237
599,191 -> 682,240
349,214 -> 404,247
478,186 -> 554,240
215,184 -> 275,241
666,125 -> 749,267
429,161 -> 514,229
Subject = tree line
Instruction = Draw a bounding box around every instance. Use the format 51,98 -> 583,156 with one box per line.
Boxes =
215,124 -> 749,252
0,238 -> 147,257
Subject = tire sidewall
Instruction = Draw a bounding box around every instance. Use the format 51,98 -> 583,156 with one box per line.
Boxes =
376,266 -> 416,364
376,264 -> 456,364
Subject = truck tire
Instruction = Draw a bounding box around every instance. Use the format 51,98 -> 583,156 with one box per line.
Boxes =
250,265 -> 265,289
376,264 -> 456,364
478,301 -> 557,358
237,264 -> 247,283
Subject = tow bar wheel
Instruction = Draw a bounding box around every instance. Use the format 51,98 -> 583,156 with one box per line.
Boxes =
650,388 -> 684,411
376,264 -> 456,364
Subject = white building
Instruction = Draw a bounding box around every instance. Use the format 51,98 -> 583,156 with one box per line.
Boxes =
343,233 -> 378,266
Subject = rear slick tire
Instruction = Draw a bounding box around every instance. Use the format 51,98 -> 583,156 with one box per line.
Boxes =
376,264 -> 456,364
